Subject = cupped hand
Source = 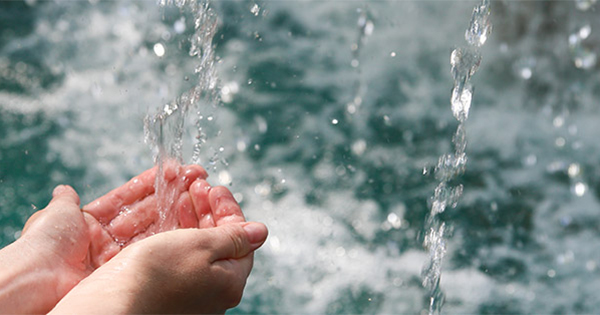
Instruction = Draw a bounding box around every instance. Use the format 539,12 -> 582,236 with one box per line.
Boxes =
49,222 -> 268,314
82,161 -> 208,267
11,162 -> 207,313
50,171 -> 268,314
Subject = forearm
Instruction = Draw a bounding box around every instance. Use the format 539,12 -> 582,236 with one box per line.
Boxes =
0,240 -> 60,314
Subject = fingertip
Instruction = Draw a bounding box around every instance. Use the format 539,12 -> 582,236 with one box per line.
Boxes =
52,185 -> 80,205
190,179 -> 214,228
191,179 -> 211,196
241,222 -> 268,248
162,159 -> 182,182
184,164 -> 209,182
209,186 -> 245,225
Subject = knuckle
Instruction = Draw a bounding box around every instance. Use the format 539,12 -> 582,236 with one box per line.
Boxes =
226,227 -> 245,257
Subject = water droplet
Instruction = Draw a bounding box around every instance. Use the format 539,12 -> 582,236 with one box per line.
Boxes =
390,52 -> 396,57
451,47 -> 481,85
523,154 -> 537,166
218,170 -> 232,185
465,0 -> 492,47
351,139 -> 367,156
569,25 -> 597,70
250,4 -> 260,16
573,182 -> 587,196
237,139 -> 247,152
153,43 -> 165,57
568,163 -> 581,178
451,84 -> 473,122
387,213 -> 402,229
174,17 -> 186,34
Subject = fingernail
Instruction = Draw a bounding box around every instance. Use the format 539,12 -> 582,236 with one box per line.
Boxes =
243,222 -> 268,245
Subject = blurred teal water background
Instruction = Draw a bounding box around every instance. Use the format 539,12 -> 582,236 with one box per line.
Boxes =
1,1 -> 600,313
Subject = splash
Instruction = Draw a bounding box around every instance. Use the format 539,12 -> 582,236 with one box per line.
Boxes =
421,1 -> 492,314
144,0 -> 220,230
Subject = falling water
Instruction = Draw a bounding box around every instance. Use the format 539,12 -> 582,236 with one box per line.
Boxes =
144,0 -> 219,230
347,7 -> 374,116
421,1 -> 492,314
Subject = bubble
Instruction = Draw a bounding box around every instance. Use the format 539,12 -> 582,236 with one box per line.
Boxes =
390,52 -> 396,57
331,118 -> 339,125
547,269 -> 556,278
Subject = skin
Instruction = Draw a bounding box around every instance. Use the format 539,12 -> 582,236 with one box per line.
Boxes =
0,163 -> 267,314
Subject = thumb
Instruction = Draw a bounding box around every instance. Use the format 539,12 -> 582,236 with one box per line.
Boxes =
22,185 -> 81,234
50,185 -> 81,207
207,222 -> 268,261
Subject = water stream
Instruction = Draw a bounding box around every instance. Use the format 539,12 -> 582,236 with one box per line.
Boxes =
421,1 -> 492,313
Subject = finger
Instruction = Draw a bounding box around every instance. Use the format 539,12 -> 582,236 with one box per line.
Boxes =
182,164 -> 208,184
106,196 -> 159,244
83,167 -> 157,224
83,213 -> 120,268
206,222 -> 268,261
208,186 -> 245,226
50,185 -> 81,206
190,179 -> 215,228
177,192 -> 198,229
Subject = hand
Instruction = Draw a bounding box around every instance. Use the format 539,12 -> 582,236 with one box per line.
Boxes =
0,163 -> 206,314
82,161 -> 208,267
51,175 -> 267,314
49,222 -> 268,314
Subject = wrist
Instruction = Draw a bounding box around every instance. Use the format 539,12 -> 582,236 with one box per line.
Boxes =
0,238 -> 63,314
48,251 -> 145,314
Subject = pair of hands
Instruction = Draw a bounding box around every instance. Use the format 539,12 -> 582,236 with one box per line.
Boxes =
0,163 -> 267,314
